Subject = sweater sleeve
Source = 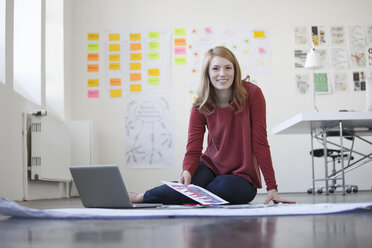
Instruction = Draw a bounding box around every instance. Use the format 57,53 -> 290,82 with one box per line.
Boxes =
249,87 -> 278,191
182,107 -> 206,176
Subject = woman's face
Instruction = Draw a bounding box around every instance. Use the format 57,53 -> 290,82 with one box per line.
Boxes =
208,56 -> 234,91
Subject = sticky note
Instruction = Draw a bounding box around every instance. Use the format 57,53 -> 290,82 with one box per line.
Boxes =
174,28 -> 186,36
175,57 -> 186,65
109,63 -> 120,70
130,43 -> 142,51
88,79 -> 99,87
130,73 -> 142,81
109,44 -> 120,52
148,77 -> 160,85
88,90 -> 99,98
109,54 -> 120,61
148,42 -> 160,50
205,27 -> 212,34
87,64 -> 99,72
88,33 -> 99,40
174,47 -> 186,55
258,47 -> 265,54
130,53 -> 142,60
109,33 -> 120,41
148,52 -> 160,60
88,43 -> 99,51
253,31 -> 265,38
130,33 -> 141,41
88,53 -> 99,61
130,84 -> 142,92
110,89 -> 122,97
110,78 -> 121,86
174,38 -> 186,46
149,31 -> 160,39
130,63 -> 141,70
148,68 -> 160,76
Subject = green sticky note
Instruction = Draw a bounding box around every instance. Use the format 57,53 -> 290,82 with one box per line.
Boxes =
148,52 -> 160,60
149,31 -> 160,39
175,57 -> 186,65
148,42 -> 160,50
174,28 -> 186,36
88,43 -> 99,51
148,77 -> 160,85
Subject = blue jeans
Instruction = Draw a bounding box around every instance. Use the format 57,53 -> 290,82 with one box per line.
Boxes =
143,161 -> 257,204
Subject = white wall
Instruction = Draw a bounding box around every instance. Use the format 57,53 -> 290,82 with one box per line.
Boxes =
68,0 -> 372,194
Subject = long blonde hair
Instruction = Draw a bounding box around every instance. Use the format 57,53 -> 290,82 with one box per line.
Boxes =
194,46 -> 248,115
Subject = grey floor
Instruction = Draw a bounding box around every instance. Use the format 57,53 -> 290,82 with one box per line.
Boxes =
1,191 -> 372,248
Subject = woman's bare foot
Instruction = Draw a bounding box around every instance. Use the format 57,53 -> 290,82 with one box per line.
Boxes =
129,192 -> 144,203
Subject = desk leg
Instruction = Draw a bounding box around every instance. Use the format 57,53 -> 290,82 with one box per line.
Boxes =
339,121 -> 346,195
311,127 -> 315,194
322,128 -> 329,195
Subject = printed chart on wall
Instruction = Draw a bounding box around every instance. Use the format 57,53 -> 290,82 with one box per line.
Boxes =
124,93 -> 174,168
185,27 -> 270,103
104,29 -> 172,96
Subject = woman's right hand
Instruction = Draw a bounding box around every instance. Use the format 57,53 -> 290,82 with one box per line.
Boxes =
179,170 -> 192,185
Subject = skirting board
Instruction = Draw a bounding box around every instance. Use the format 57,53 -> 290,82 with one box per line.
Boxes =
0,198 -> 371,219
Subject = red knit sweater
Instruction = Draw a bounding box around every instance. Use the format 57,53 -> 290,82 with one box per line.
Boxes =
182,82 -> 277,191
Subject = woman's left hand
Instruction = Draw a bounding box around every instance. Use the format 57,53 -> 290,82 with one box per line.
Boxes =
264,189 -> 296,204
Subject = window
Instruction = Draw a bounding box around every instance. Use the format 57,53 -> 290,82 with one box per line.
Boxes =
13,0 -> 42,105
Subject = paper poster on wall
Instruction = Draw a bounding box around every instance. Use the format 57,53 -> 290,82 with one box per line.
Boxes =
124,93 -> 174,168
330,26 -> 346,46
294,49 -> 308,68
349,46 -> 367,68
293,26 -> 309,46
333,72 -> 349,93
311,26 -> 327,47
331,47 -> 348,69
314,72 -> 330,94
295,73 -> 310,95
348,25 -> 366,47
353,71 -> 366,91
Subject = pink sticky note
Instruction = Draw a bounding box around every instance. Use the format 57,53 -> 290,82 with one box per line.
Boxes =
205,27 -> 212,34
88,90 -> 99,98
174,46 -> 186,55
258,47 -> 266,54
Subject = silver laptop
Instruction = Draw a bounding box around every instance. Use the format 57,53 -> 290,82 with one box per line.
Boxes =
69,165 -> 162,208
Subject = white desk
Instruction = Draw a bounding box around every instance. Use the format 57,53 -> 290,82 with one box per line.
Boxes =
272,112 -> 372,194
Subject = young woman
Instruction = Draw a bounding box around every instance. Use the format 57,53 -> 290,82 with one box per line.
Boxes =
130,46 -> 295,205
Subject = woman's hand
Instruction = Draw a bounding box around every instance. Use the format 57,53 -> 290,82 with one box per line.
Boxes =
264,189 -> 296,204
179,170 -> 192,185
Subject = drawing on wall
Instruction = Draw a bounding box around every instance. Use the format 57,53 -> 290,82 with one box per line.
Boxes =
295,73 -> 310,94
330,26 -> 346,46
311,26 -> 327,47
333,72 -> 348,92
294,26 -> 309,46
348,25 -> 366,47
314,73 -> 330,94
331,47 -> 348,69
349,46 -> 367,68
353,71 -> 366,91
124,93 -> 174,168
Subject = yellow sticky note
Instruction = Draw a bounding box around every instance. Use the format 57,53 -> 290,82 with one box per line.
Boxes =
253,31 -> 265,38
88,33 -> 99,40
109,33 -> 120,41
130,53 -> 142,60
88,53 -> 99,61
87,64 -> 99,72
110,89 -> 122,97
174,57 -> 186,65
149,31 -> 160,39
174,38 -> 186,46
130,63 -> 141,70
130,33 -> 141,41
109,63 -> 120,70
148,77 -> 160,85
148,42 -> 160,50
130,73 -> 142,81
148,68 -> 160,76
130,84 -> 142,92
110,78 -> 121,86
148,52 -> 160,60
130,43 -> 142,51
88,79 -> 99,87
109,44 -> 120,52
109,54 -> 120,61
174,28 -> 186,36
88,43 -> 99,51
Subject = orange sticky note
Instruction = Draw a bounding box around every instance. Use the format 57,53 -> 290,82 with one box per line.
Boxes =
88,33 -> 99,40
130,33 -> 141,41
109,33 -> 120,41
130,43 -> 142,51
130,53 -> 142,60
130,73 -> 142,81
109,63 -> 120,70
88,53 -> 99,61
87,64 -> 99,72
130,84 -> 142,92
110,78 -> 122,86
130,63 -> 141,70
148,68 -> 160,76
109,54 -> 120,61
88,79 -> 99,87
109,44 -> 120,52
110,89 -> 122,97
174,38 -> 186,46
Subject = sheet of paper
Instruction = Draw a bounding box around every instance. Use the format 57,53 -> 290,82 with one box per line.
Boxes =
162,181 -> 229,205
